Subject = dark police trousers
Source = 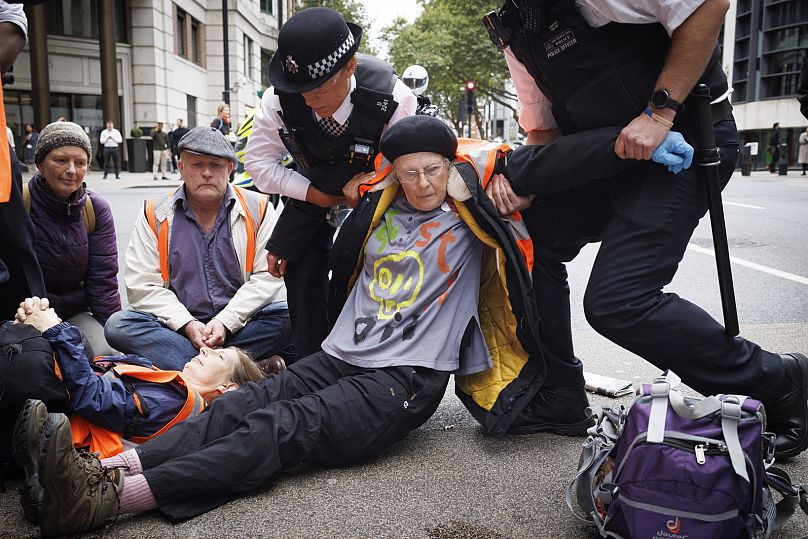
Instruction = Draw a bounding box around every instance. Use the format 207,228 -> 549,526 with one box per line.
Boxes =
284,218 -> 334,358
136,350 -> 450,521
525,119 -> 786,404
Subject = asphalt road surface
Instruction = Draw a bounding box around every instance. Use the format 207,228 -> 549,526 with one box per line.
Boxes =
2,170 -> 807,538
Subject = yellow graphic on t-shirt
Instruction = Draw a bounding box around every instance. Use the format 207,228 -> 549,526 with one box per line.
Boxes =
369,250 -> 424,320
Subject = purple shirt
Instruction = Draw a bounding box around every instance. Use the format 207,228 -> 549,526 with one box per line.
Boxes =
168,186 -> 242,322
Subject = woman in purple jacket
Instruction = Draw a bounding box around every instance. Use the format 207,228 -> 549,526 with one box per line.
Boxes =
29,121 -> 121,357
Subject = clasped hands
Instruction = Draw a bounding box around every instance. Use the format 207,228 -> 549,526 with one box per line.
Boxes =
14,297 -> 61,332
183,318 -> 227,350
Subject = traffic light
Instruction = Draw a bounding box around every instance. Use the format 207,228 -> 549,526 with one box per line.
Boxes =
465,81 -> 476,138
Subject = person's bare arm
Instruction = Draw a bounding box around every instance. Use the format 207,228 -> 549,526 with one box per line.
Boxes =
0,21 -> 25,74
526,129 -> 562,145
615,0 -> 730,160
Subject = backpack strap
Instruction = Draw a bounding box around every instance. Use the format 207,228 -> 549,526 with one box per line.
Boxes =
144,198 -> 170,288
231,186 -> 268,280
22,182 -> 30,212
765,467 -> 808,532
720,395 -> 750,484
23,183 -> 96,234
82,195 -> 95,235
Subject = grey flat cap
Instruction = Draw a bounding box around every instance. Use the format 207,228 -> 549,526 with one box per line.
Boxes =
177,126 -> 237,164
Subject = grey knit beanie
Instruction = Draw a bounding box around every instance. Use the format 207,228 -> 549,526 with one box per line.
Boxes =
34,121 -> 93,164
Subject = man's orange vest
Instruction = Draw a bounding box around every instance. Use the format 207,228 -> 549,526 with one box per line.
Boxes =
70,364 -> 206,458
144,186 -> 268,288
0,82 -> 13,202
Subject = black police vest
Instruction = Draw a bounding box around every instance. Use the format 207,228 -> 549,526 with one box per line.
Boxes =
503,0 -> 728,135
276,54 -> 399,183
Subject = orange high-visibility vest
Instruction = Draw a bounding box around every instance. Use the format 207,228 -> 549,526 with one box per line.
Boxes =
0,81 -> 12,203
70,364 -> 206,458
144,186 -> 268,288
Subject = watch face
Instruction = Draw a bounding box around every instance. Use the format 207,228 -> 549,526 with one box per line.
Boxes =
652,90 -> 668,108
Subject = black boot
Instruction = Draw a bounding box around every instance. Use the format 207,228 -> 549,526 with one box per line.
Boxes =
767,353 -> 808,460
508,386 -> 594,436
12,399 -> 48,524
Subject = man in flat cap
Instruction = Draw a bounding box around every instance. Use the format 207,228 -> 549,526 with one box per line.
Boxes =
105,127 -> 292,371
245,6 -> 417,359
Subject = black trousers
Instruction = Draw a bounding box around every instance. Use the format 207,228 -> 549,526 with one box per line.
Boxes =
523,120 -> 785,402
284,219 -> 334,359
103,147 -> 120,177
137,351 -> 450,521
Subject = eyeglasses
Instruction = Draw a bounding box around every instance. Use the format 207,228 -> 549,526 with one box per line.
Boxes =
395,162 -> 449,183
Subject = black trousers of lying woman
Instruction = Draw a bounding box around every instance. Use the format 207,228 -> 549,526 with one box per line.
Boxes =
136,350 -> 450,521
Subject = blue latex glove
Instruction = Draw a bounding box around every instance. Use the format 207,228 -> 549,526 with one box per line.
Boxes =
652,131 -> 694,174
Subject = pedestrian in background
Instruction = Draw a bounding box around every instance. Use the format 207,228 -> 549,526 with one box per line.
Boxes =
151,121 -> 169,180
799,126 -> 808,175
211,103 -> 231,136
769,122 -> 781,173
99,120 -> 122,179
170,118 -> 189,175
21,123 -> 37,164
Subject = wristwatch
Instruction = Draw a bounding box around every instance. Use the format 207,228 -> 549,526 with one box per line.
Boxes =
650,89 -> 683,113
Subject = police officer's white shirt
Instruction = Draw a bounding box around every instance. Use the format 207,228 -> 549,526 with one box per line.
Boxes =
100,128 -> 123,148
245,75 -> 418,201
504,0 -> 715,133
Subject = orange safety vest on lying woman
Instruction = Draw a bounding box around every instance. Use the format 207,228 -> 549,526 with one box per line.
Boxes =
70,364 -> 206,458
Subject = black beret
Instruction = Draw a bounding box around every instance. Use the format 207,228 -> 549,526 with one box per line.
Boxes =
380,116 -> 457,163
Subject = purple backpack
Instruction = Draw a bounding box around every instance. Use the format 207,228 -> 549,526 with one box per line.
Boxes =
566,372 -> 808,538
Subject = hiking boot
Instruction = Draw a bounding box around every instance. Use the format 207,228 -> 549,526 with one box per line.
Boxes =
767,353 -> 808,460
38,413 -> 123,537
256,355 -> 287,377
12,399 -> 48,524
508,386 -> 594,436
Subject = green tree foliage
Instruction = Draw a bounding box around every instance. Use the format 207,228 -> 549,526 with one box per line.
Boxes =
297,0 -> 377,55
385,0 -> 516,135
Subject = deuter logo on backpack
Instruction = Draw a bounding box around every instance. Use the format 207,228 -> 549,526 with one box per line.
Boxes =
566,371 -> 808,539
654,516 -> 687,538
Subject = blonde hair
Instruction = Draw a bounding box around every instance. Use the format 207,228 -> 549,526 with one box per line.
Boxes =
217,103 -> 229,117
226,347 -> 263,386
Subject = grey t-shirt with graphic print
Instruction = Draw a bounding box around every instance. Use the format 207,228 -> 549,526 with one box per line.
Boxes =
322,196 -> 492,374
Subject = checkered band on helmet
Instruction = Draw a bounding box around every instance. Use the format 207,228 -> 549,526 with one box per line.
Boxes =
307,32 -> 355,80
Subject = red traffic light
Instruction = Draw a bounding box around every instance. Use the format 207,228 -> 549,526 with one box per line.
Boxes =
466,81 -> 475,91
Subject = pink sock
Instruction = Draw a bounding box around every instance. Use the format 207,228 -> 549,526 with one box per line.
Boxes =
101,449 -> 143,476
117,474 -> 158,514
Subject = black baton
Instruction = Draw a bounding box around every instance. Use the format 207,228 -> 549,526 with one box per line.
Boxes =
691,84 -> 739,337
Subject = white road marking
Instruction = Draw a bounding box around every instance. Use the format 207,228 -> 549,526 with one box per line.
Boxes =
723,201 -> 766,210
687,244 -> 808,286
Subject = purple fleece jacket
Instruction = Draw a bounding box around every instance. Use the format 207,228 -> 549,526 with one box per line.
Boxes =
28,174 -> 121,322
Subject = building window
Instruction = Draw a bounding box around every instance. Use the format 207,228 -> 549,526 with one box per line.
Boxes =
191,20 -> 202,64
260,0 -> 273,15
733,0 -> 808,102
46,0 -> 127,42
187,95 -> 197,128
261,49 -> 273,88
175,5 -> 205,67
243,34 -> 252,79
176,9 -> 187,57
